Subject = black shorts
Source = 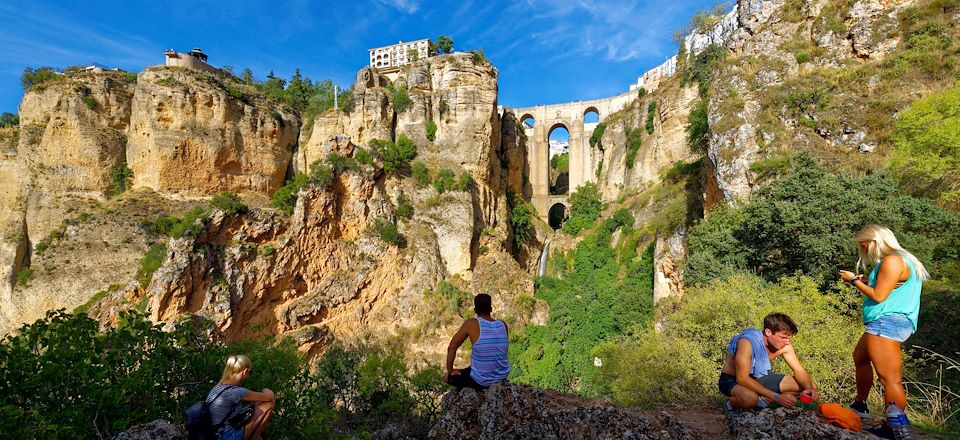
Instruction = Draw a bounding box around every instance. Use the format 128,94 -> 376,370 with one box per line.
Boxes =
446,366 -> 489,391
718,372 -> 784,397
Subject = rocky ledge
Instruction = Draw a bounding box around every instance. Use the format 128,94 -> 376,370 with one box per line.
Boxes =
428,383 -> 881,440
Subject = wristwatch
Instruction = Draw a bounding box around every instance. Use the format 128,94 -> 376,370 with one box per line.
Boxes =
847,277 -> 859,286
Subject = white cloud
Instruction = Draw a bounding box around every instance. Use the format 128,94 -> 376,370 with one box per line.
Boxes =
376,0 -> 421,13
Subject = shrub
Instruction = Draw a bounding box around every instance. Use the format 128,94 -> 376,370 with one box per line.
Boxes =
455,172 -> 473,192
471,49 -> 489,65
370,135 -> 417,175
425,121 -> 437,141
259,245 -> 276,257
387,84 -> 411,113
0,112 -> 18,128
272,173 -> 309,214
396,195 -> 414,221
686,98 -> 709,153
15,267 -> 33,286
81,95 -> 97,110
123,72 -> 138,83
562,182 -> 604,235
682,44 -> 726,97
589,123 -> 606,149
354,147 -> 372,166
435,35 -> 454,54
309,161 -> 334,187
371,219 -> 404,247
411,161 -> 431,186
136,242 -> 167,288
433,169 -> 455,194
890,83 -> 960,209
625,127 -> 643,168
795,52 -> 811,64
510,194 -> 536,249
326,152 -> 357,173
645,101 -> 656,134
21,67 -> 61,91
210,192 -> 248,216
111,165 -> 133,196
636,88 -> 648,98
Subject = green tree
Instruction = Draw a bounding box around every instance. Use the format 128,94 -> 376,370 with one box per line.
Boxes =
242,68 -> 255,84
436,35 -> 454,54
370,135 -> 417,175
425,121 -> 437,141
562,182 -> 604,235
510,194 -> 536,249
111,165 -> 133,196
210,192 -> 248,215
411,161 -> 431,186
686,98 -> 709,153
589,123 -> 605,149
0,112 -> 18,128
21,67 -> 61,90
891,82 -> 960,209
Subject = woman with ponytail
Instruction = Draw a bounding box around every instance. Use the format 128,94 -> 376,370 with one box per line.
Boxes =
839,225 -> 928,422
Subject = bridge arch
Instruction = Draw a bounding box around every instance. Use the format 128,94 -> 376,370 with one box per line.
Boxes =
520,114 -> 535,129
583,107 -> 600,123
548,202 -> 568,229
547,124 -> 570,196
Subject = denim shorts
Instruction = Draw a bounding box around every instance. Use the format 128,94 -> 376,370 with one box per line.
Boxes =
865,313 -> 914,343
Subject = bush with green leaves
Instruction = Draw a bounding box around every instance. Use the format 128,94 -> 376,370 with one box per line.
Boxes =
210,192 -> 248,216
142,207 -> 209,238
433,169 -> 455,194
589,123 -> 605,149
686,98 -> 709,153
81,95 -> 97,110
425,121 -> 437,141
685,153 -> 960,287
21,67 -> 61,91
411,160 -> 431,186
510,194 -> 536,249
435,35 -> 454,54
891,82 -> 960,210
682,44 -> 726,97
625,127 -> 643,168
562,182 -> 605,235
396,195 -> 414,221
111,165 -> 133,196
15,267 -> 33,286
471,50 -> 489,65
370,135 -> 417,175
386,84 -> 411,113
510,227 -> 654,396
272,174 -> 309,214
645,101 -> 656,134
0,112 -> 19,128
371,219 -> 404,247
354,147 -> 372,166
136,242 -> 167,288
326,152 -> 357,173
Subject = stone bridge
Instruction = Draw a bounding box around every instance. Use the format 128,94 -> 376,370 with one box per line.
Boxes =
510,90 -> 636,225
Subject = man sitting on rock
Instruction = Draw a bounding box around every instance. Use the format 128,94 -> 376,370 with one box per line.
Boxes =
719,313 -> 819,410
444,293 -> 511,390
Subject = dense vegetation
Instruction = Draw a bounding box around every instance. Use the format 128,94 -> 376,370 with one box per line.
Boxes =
561,182 -> 604,235
510,215 -> 652,397
0,311 -> 445,439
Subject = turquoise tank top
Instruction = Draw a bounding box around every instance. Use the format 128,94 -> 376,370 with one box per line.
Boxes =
863,254 -> 921,330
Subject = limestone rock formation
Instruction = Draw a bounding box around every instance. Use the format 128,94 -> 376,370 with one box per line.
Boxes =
728,408 -> 874,440
128,67 -> 299,197
428,383 -> 708,440
595,78 -> 700,201
113,419 -> 183,440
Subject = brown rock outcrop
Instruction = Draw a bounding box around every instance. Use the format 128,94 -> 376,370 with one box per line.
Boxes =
127,67 -> 299,197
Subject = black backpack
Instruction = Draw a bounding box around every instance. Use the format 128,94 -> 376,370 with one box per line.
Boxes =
185,385 -> 234,440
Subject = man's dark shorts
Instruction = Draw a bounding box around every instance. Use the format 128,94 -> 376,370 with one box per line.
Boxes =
718,372 -> 784,397
446,366 -> 489,391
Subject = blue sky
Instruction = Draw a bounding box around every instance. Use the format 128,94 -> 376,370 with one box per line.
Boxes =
0,0 -> 719,115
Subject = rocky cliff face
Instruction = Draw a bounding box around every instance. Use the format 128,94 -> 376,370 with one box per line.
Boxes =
594,77 -> 700,201
128,67 -> 300,197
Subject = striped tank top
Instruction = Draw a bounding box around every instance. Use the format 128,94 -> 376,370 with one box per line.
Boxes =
469,318 -> 511,386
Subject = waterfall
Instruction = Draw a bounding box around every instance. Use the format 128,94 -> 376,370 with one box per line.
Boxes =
537,239 -> 550,277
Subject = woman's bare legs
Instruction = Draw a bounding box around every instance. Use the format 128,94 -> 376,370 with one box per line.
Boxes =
853,333 -> 873,402
244,400 -> 275,440
864,333 -> 907,409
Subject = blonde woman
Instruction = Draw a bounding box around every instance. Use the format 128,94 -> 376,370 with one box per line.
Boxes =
206,355 -> 276,440
839,225 -> 928,421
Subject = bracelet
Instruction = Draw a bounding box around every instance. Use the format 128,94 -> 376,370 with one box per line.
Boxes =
847,277 -> 859,286
773,392 -> 779,403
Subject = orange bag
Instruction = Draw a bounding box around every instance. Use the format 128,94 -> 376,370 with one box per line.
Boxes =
817,403 -> 863,432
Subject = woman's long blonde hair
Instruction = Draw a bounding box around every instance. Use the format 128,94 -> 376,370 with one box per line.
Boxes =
221,354 -> 251,381
853,224 -> 929,282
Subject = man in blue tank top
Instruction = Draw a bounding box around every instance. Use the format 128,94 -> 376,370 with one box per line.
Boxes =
718,313 -> 820,410
444,293 -> 511,390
